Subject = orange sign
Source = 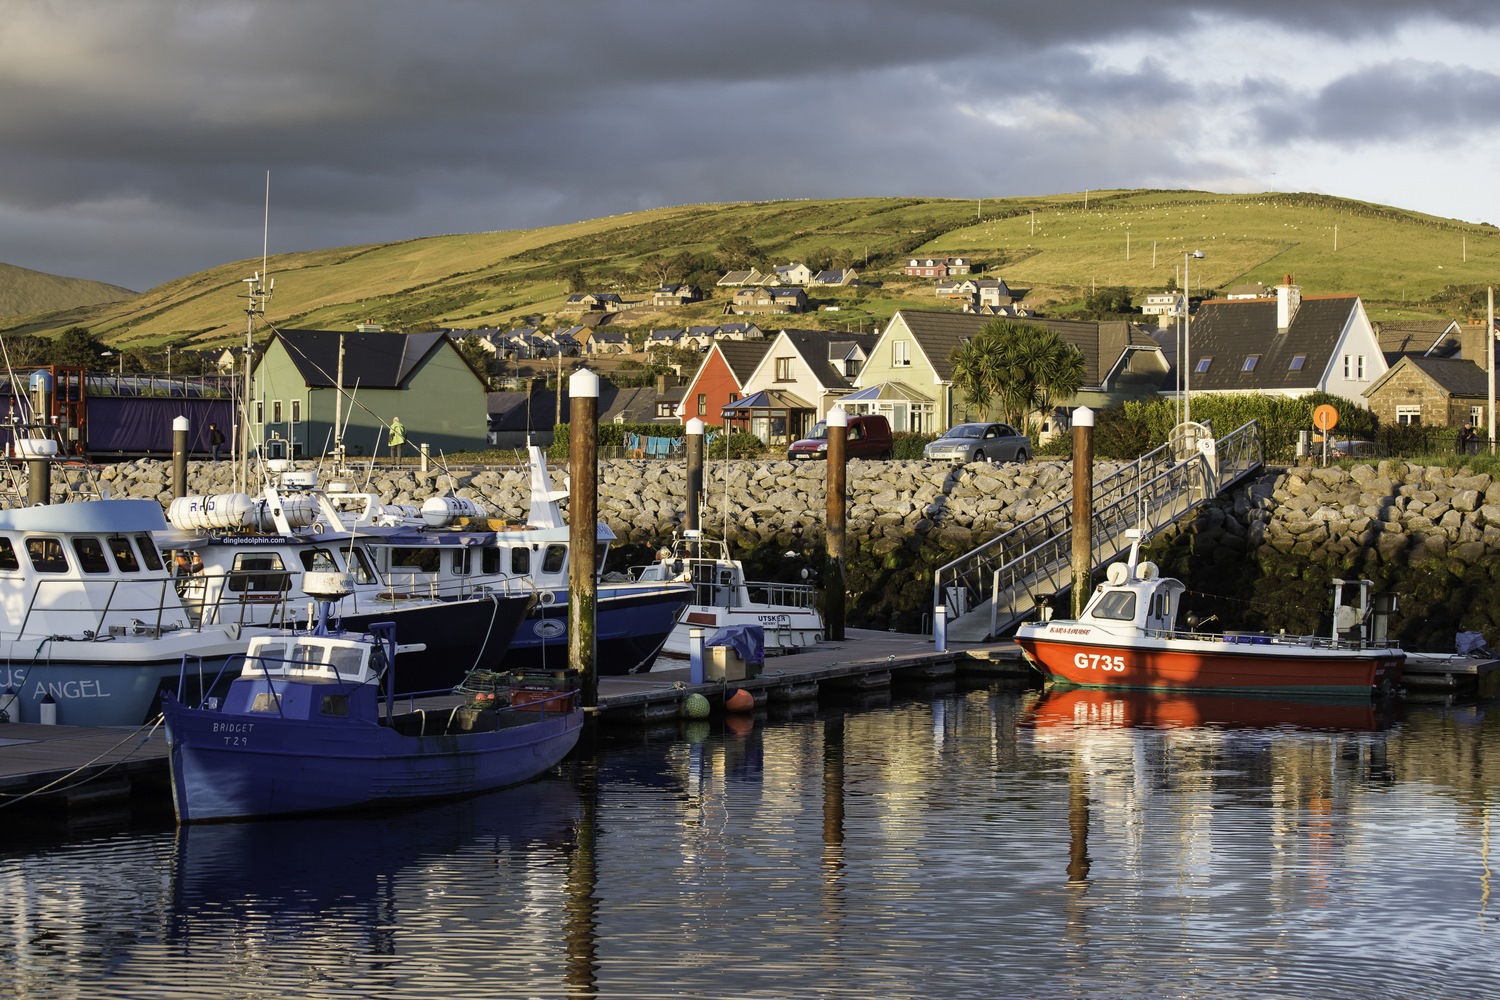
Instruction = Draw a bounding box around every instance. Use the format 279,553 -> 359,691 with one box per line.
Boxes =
1313,404 -> 1339,432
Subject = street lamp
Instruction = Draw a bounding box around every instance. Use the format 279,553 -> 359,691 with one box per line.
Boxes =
1183,251 -> 1204,427
100,350 -> 122,378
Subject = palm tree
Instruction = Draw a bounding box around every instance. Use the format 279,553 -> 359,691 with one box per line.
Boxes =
950,320 -> 1086,433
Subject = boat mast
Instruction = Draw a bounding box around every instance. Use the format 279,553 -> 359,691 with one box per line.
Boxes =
239,172 -> 272,493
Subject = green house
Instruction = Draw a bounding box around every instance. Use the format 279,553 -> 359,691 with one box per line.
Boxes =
251,329 -> 488,459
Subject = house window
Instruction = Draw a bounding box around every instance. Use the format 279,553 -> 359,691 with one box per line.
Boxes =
291,400 -> 301,422
1396,405 -> 1421,426
1471,405 -> 1485,426
893,341 -> 910,367
698,394 -> 707,417
1195,357 -> 1212,374
1242,355 -> 1259,372
272,400 -> 283,423
775,357 -> 793,381
255,400 -> 264,424
1289,355 -> 1306,371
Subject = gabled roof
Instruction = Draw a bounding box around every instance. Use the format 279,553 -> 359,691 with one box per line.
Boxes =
713,339 -> 773,383
1375,319 -> 1462,363
886,310 -> 1132,386
486,385 -> 661,431
266,329 -> 466,388
777,328 -> 879,389
1365,356 -> 1491,399
1182,295 -> 1359,392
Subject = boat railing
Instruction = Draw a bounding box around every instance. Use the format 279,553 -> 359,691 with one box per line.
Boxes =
1149,626 -> 1402,651
746,579 -> 818,610
20,576 -> 198,640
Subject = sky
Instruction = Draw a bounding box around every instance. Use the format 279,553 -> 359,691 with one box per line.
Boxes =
3,0 -> 1499,292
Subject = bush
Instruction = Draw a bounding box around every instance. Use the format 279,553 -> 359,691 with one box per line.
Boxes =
892,431 -> 932,460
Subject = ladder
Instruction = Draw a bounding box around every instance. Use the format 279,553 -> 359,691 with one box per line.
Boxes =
933,420 -> 1264,641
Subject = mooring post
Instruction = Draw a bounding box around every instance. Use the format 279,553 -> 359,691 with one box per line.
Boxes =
685,417 -> 704,535
1071,406 -> 1095,619
172,416 -> 190,499
825,406 -> 848,641
569,368 -> 600,707
25,452 -> 50,507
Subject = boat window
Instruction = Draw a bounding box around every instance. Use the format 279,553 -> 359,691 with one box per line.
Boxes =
249,692 -> 280,713
1151,592 -> 1169,620
246,644 -> 286,676
347,548 -> 377,585
390,547 -> 440,573
542,544 -> 567,574
71,537 -> 112,574
135,534 -> 164,571
107,536 -> 141,573
327,646 -> 366,679
229,552 -> 290,593
0,538 -> 18,572
297,548 -> 340,572
482,547 -> 502,575
320,694 -> 350,717
1091,590 -> 1137,621
26,538 -> 68,573
510,547 -> 530,575
291,641 -> 326,668
594,542 -> 609,575
451,549 -> 470,575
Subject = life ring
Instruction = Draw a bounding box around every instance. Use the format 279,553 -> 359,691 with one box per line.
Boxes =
631,448 -> 645,459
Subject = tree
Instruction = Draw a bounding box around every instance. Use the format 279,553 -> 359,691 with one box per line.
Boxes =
717,235 -> 763,270
947,320 -> 1086,433
561,266 -> 589,294
1,335 -> 53,368
1083,286 -> 1134,318
51,327 -> 112,368
453,335 -> 496,382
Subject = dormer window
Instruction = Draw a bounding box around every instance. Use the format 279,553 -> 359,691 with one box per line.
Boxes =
1194,357 -> 1212,374
1242,355 -> 1259,372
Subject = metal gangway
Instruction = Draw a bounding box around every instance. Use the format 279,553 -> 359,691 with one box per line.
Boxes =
933,420 -> 1264,642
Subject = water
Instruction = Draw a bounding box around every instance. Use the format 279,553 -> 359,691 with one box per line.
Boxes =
4,683 -> 1500,999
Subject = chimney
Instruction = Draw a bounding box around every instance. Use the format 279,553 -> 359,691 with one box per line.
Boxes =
1277,274 -> 1301,331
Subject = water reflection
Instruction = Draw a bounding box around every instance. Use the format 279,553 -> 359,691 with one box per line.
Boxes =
3,687 -> 1500,998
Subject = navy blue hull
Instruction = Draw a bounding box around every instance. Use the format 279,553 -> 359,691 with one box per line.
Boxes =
504,585 -> 689,675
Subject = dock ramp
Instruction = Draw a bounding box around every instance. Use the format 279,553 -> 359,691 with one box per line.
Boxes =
933,420 -> 1264,642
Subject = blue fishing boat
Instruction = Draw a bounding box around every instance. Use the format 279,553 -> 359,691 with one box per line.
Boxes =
161,572 -> 584,823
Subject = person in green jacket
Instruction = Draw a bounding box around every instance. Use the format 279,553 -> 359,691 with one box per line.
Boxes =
389,417 -> 406,465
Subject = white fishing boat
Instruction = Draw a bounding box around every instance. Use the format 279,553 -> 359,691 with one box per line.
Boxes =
631,531 -> 824,658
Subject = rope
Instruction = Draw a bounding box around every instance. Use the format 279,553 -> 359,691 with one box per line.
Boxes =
0,715 -> 165,809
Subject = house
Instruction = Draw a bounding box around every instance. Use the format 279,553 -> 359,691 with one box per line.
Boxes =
215,348 -> 238,375
905,256 -> 973,278
1172,276 -> 1387,406
252,328 -> 488,457
936,278 -> 978,300
730,287 -> 806,315
715,321 -> 765,341
1363,356 -> 1490,430
652,284 -> 701,307
851,309 -> 1167,434
716,269 -> 764,287
486,385 -> 662,448
1225,282 -> 1270,300
1141,292 -> 1185,323
728,329 -> 880,444
646,328 -> 687,351
582,329 -> 630,355
811,268 -> 859,287
962,303 -> 1036,319
565,292 -> 624,312
768,263 -> 814,286
677,339 -> 774,426
975,278 -> 1013,308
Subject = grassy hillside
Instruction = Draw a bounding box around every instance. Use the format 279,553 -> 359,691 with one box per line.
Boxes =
4,190 -> 1497,352
0,261 -> 135,319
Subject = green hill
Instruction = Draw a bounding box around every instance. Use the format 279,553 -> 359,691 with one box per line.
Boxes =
0,261 -> 136,319
4,190 -> 1498,352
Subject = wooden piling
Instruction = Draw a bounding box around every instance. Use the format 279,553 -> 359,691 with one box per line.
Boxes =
569,369 -> 600,707
1071,406 -> 1094,619
825,406 -> 848,641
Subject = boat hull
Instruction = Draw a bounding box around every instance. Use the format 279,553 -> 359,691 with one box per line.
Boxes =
505,584 -> 690,675
329,594 -> 531,694
657,605 -> 825,658
164,703 -> 584,823
1015,626 -> 1404,696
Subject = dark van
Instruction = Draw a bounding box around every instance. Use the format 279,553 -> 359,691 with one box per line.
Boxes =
787,414 -> 893,460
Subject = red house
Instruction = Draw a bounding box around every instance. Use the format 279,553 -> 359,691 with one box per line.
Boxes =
678,340 -> 773,425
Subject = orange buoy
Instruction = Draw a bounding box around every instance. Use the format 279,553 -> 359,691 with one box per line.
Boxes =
725,689 -> 755,713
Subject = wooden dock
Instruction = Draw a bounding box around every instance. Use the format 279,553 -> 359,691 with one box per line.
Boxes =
0,630 -> 1027,813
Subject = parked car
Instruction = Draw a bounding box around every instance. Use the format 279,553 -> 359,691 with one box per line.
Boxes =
787,414 -> 893,460
924,422 -> 1031,463
1329,439 -> 1385,459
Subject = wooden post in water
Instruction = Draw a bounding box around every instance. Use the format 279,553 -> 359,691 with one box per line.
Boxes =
568,369 -> 600,708
685,417 -> 704,535
1071,407 -> 1095,619
172,416 -> 190,499
824,406 -> 848,641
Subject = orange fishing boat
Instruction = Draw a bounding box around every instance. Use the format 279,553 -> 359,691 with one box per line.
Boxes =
1014,531 -> 1404,697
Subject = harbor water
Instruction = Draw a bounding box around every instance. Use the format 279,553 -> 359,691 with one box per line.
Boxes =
3,681 -> 1498,999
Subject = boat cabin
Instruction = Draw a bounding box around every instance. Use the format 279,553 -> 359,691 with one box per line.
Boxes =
1078,558 -> 1186,636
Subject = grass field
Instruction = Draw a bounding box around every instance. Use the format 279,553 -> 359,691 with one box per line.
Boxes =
4,189 -> 1497,352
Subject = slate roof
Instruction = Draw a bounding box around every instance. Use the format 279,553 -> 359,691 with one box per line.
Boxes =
778,329 -> 880,389
1366,356 -> 1491,398
713,339 -> 773,383
1180,295 -> 1358,393
266,329 -> 469,388
1375,320 -> 1461,363
486,385 -> 662,431
890,310 -> 1132,387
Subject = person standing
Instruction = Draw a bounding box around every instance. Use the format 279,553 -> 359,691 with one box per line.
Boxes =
389,417 -> 406,465
1457,419 -> 1480,455
208,422 -> 225,461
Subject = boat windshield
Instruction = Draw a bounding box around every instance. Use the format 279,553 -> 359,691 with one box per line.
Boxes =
1090,590 -> 1137,621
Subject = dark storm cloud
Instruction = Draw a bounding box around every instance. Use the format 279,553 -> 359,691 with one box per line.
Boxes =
0,0 -> 1496,288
